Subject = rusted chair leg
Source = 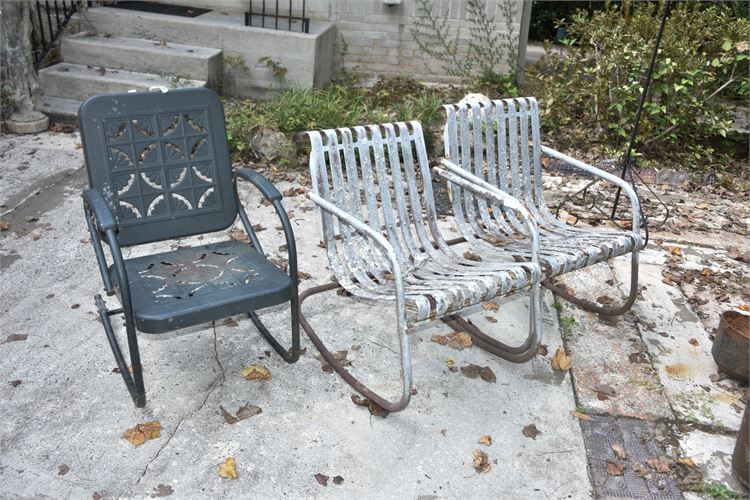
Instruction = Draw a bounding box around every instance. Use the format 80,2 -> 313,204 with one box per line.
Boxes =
543,250 -> 639,317
442,280 -> 544,363
298,282 -> 413,413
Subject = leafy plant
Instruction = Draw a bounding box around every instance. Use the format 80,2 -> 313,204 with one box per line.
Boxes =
560,315 -> 577,338
258,56 -> 288,80
526,2 -> 749,173
700,482 -> 744,500
411,0 -> 520,83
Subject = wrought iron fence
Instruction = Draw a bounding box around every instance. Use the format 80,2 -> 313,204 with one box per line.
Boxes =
31,1 -> 83,70
245,0 -> 309,33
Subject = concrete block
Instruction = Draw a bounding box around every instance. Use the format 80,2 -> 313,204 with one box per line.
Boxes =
61,33 -> 223,89
35,95 -> 81,122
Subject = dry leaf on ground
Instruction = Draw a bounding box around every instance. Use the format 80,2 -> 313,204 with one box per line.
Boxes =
606,460 -> 626,476
220,404 -> 262,424
122,421 -> 161,447
463,251 -> 482,262
447,331 -> 473,350
479,366 -> 496,383
537,344 -> 548,356
570,411 -> 592,421
351,394 -> 389,417
314,473 -> 329,486
58,464 -> 69,476
739,304 -> 750,312
2,334 -> 28,344
298,271 -> 312,280
522,424 -> 541,439
550,347 -> 572,371
611,443 -> 627,460
0,220 -> 9,231
431,335 -> 449,345
482,301 -> 499,312
315,351 -> 350,373
472,449 -> 492,473
332,475 -> 344,485
218,457 -> 237,479
688,338 -> 699,346
646,456 -> 673,474
485,315 -> 498,323
241,364 -> 272,381
667,246 -> 682,256
478,435 -> 492,446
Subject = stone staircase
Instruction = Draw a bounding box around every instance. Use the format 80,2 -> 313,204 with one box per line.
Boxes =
36,19 -> 222,121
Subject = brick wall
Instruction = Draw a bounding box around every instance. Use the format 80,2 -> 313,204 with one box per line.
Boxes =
161,0 -> 525,83
306,0 -> 524,82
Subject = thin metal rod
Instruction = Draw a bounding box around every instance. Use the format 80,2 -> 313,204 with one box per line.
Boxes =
288,0 -> 292,30
275,0 -> 278,29
611,0 -> 670,219
36,2 -> 47,54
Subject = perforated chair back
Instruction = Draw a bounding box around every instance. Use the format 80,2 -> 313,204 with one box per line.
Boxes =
78,88 -> 237,246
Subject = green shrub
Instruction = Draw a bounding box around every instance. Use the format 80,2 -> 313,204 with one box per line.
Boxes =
526,2 -> 749,172
264,85 -> 367,133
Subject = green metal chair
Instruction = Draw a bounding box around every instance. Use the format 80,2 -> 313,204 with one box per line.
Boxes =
79,87 -> 300,407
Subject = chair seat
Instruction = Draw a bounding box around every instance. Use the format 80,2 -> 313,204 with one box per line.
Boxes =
111,240 -> 293,333
498,224 -> 640,278
336,242 -> 539,325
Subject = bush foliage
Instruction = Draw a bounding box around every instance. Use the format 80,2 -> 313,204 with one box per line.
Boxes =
527,2 -> 749,172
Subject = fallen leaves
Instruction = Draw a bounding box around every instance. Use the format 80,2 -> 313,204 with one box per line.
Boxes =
481,301 -> 499,312
550,347 -> 572,371
463,250 -> 482,262
459,364 -> 496,383
593,383 -> 616,400
646,456 -> 673,473
472,449 -> 492,473
606,460 -> 626,476
2,334 -> 28,344
666,246 -> 682,257
297,270 -> 312,280
220,404 -> 262,424
122,421 -> 161,447
611,443 -> 627,460
58,464 -> 69,476
478,435 -> 492,446
431,332 -> 473,350
522,424 -> 541,440
688,338 -> 699,346
218,457 -> 237,479
315,351 -> 351,373
537,344 -> 548,356
241,364 -> 271,381
314,473 -> 329,486
351,394 -> 389,417
570,410 -> 592,421
0,220 -> 9,231
10,380 -> 22,387
740,304 -> 750,312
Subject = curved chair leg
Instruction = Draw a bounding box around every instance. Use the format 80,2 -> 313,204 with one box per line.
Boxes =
441,280 -> 544,363
247,294 -> 301,364
543,250 -> 639,317
298,282 -> 413,413
95,294 -> 146,408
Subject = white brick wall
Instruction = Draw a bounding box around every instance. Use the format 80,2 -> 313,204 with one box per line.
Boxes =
162,0 -> 524,82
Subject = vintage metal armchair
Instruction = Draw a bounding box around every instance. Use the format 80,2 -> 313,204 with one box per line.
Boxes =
299,121 -> 544,412
79,88 -> 300,407
442,97 -> 643,315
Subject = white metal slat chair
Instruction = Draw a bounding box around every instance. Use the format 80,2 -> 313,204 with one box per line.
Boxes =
442,97 -> 643,316
298,121 -> 544,412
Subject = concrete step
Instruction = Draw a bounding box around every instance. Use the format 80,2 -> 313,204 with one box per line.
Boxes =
35,95 -> 81,122
38,63 -> 206,102
61,33 -> 222,88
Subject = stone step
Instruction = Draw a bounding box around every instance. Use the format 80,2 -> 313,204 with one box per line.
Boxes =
35,95 -> 81,122
38,63 -> 206,102
61,32 -> 222,88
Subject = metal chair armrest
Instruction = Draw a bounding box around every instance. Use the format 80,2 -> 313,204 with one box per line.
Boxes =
541,146 -> 641,235
234,168 -> 283,202
82,189 -> 117,232
307,192 -> 406,285
433,161 -> 541,278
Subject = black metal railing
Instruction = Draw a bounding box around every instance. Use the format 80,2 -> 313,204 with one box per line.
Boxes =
245,0 -> 309,33
31,1 -> 83,70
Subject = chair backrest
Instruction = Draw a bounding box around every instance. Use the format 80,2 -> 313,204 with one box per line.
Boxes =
78,87 -> 236,246
307,122 -> 450,283
442,97 -> 551,222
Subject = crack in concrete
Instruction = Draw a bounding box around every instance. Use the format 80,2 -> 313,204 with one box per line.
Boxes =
132,324 -> 226,492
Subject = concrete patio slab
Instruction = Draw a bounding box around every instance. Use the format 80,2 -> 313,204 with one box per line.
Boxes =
0,132 -> 590,498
